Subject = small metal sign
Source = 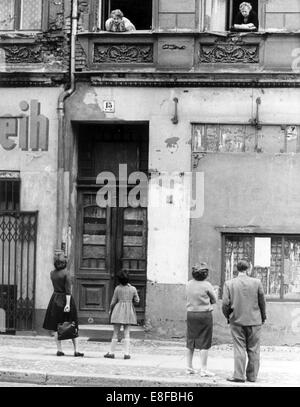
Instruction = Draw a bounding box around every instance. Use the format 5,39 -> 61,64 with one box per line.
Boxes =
103,100 -> 115,113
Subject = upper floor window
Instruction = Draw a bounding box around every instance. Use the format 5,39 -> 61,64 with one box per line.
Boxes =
230,0 -> 259,32
204,0 -> 259,31
203,0 -> 300,32
98,0 -> 153,31
0,0 -> 43,31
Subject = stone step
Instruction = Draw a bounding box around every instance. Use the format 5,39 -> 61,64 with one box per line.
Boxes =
79,324 -> 145,341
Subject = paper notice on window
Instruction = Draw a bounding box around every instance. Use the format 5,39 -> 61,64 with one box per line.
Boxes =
254,237 -> 271,267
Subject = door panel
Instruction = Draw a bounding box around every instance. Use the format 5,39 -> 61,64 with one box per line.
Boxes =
76,192 -> 112,323
117,207 -> 147,321
76,193 -> 147,324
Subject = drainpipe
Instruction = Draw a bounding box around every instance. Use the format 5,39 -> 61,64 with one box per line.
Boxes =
56,0 -> 78,250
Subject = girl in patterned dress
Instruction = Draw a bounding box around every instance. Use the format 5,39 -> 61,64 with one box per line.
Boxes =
104,270 -> 140,359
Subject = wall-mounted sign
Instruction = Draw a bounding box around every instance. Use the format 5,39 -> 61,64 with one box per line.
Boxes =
0,100 -> 49,151
103,100 -> 115,113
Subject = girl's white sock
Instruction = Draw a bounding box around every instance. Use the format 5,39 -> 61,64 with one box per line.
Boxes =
124,339 -> 130,355
110,338 -> 118,354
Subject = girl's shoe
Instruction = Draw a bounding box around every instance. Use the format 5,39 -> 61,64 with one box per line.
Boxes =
200,369 -> 215,377
104,352 -> 115,359
186,367 -> 197,375
56,351 -> 65,356
124,354 -> 131,360
74,352 -> 84,357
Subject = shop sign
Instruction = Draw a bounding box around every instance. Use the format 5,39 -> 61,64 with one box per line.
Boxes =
0,100 -> 49,151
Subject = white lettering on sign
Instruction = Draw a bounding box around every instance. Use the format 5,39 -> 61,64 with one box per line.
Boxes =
0,100 -> 49,151
103,100 -> 115,113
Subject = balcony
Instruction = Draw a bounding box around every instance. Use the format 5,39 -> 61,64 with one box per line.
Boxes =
75,30 -> 300,86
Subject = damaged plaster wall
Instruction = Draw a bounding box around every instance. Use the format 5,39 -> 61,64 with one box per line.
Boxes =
0,88 -> 62,311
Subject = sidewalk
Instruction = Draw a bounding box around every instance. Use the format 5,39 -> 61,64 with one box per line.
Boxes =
0,335 -> 300,387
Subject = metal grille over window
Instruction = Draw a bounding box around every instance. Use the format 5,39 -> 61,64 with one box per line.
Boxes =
20,0 -> 42,30
0,0 -> 15,31
0,212 -> 38,332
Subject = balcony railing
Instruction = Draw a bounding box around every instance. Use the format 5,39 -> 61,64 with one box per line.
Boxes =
75,30 -> 300,79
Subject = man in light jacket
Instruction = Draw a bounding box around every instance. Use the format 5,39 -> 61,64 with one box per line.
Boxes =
222,259 -> 266,383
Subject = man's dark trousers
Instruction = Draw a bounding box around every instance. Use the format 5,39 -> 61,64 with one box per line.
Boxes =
230,324 -> 261,382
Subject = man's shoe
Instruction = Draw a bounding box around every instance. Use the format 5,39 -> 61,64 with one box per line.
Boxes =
124,354 -> 131,360
246,378 -> 256,382
104,352 -> 115,359
56,351 -> 65,356
74,352 -> 84,357
226,377 -> 245,383
200,369 -> 215,377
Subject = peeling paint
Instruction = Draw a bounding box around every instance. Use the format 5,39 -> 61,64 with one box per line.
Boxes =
164,137 -> 180,153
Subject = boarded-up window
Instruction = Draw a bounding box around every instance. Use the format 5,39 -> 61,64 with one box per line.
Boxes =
192,124 -> 300,154
224,234 -> 300,300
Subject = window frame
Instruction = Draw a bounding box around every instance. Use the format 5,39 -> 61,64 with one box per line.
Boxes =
200,0 -> 265,32
0,0 -> 48,32
96,0 -> 155,32
221,233 -> 300,302
0,176 -> 21,211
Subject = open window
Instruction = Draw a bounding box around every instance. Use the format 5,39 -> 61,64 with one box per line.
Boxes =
98,0 -> 153,31
229,0 -> 259,31
203,0 -> 259,32
0,0 -> 44,31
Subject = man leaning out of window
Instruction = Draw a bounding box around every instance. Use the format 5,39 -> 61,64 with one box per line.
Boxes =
105,9 -> 136,32
232,2 -> 259,32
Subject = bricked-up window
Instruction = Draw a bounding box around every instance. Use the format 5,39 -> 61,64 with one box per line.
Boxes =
0,0 -> 43,31
223,234 -> 300,301
99,0 -> 153,30
0,179 -> 20,211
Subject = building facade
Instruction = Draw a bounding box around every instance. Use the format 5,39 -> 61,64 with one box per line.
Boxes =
1,0 -> 300,345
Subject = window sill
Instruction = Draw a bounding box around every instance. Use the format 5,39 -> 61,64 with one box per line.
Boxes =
78,30 -> 154,35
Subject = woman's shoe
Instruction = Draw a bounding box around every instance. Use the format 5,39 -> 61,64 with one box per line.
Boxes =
74,352 -> 84,357
56,351 -> 65,356
104,353 -> 115,359
124,354 -> 131,360
186,367 -> 197,375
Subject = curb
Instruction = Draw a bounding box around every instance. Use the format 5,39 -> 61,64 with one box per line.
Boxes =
0,369 -> 275,387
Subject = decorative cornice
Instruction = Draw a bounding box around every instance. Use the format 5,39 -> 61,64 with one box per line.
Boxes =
0,73 -> 67,87
93,44 -> 154,64
88,78 -> 300,88
199,41 -> 259,64
2,45 -> 43,64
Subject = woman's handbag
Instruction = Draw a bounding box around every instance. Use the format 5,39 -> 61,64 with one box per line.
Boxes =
57,320 -> 78,340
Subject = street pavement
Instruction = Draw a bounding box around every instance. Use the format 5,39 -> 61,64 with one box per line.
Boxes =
0,335 -> 299,387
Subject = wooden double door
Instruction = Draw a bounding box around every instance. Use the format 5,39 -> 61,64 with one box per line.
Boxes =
75,191 -> 147,324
